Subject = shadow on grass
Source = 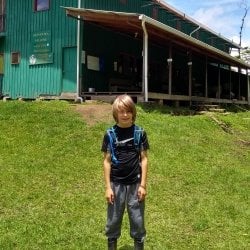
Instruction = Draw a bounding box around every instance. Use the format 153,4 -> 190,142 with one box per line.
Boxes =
138,102 -> 250,116
138,102 -> 195,116
119,245 -> 133,250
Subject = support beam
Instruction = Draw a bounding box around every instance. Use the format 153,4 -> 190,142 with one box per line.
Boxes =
76,0 -> 82,101
248,72 -> 250,105
229,67 -> 232,100
217,64 -> 221,99
168,45 -> 172,95
238,67 -> 241,99
141,18 -> 149,102
205,56 -> 208,98
188,58 -> 193,105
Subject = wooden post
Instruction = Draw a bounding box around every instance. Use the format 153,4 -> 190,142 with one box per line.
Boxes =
205,56 -> 208,98
247,71 -> 250,104
188,54 -> 192,105
217,63 -> 221,99
229,67 -> 232,100
168,45 -> 172,95
141,20 -> 149,102
238,67 -> 241,100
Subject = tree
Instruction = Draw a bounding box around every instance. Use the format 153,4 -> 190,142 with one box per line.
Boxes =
240,47 -> 250,64
238,0 -> 249,60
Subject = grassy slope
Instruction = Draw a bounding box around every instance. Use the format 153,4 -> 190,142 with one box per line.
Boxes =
0,101 -> 249,249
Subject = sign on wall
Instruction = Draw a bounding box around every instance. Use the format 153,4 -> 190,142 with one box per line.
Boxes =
30,30 -> 53,65
87,55 -> 100,71
32,30 -> 51,53
29,53 -> 53,65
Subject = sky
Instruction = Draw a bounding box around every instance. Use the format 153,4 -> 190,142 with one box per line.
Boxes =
165,0 -> 250,47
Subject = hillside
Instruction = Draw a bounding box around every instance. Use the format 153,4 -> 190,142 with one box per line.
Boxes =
0,100 -> 249,249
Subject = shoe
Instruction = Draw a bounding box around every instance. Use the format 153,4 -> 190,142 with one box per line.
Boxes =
108,238 -> 117,250
134,238 -> 144,250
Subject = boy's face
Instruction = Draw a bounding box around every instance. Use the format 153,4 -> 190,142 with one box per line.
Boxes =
117,108 -> 133,128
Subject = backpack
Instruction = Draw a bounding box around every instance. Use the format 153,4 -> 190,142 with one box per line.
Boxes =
107,125 -> 143,165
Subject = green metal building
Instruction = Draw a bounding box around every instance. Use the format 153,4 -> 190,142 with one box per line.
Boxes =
0,0 -> 78,99
1,0 -> 250,105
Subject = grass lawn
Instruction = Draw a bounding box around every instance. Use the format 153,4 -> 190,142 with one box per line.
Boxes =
0,100 -> 249,249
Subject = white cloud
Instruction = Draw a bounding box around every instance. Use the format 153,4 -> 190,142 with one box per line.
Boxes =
192,6 -> 239,36
165,0 -> 250,46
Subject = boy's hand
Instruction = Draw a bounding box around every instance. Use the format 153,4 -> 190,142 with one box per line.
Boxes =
138,185 -> 147,201
105,187 -> 114,204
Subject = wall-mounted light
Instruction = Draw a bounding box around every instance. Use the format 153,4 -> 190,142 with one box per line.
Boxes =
187,61 -> 192,66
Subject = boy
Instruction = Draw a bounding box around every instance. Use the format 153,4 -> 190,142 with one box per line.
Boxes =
101,94 -> 149,250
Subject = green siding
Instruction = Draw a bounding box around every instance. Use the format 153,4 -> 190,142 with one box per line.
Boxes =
1,0 -> 239,99
3,0 -> 78,98
83,0 -> 232,52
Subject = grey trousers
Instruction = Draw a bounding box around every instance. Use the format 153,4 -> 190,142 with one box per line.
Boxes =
105,182 -> 146,240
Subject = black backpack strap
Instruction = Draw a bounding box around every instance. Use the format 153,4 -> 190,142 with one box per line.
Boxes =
107,126 -> 119,164
134,125 -> 143,151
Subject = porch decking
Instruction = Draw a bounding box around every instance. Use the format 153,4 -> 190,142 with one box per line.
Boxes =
82,91 -> 249,105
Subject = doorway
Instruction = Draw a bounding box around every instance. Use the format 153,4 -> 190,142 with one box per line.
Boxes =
62,47 -> 77,93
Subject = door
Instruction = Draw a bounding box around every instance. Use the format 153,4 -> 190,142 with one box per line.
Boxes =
62,47 -> 77,93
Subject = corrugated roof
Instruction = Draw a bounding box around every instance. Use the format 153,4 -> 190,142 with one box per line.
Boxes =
64,7 -> 250,69
152,0 -> 241,49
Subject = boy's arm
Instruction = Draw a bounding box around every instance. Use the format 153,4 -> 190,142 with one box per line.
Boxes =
103,152 -> 114,204
138,150 -> 148,201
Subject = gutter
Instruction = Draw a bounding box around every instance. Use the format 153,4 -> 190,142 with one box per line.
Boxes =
190,26 -> 201,37
154,0 -> 240,49
139,15 -> 149,102
76,0 -> 83,103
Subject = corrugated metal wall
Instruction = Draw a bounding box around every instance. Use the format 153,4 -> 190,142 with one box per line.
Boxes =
84,0 -> 230,52
0,38 -> 4,94
3,0 -> 77,98
2,0 -> 236,99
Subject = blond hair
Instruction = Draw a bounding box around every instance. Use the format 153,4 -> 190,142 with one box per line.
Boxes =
112,94 -> 137,123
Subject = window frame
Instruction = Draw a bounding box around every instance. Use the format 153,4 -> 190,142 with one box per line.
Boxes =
34,0 -> 50,12
11,52 -> 20,65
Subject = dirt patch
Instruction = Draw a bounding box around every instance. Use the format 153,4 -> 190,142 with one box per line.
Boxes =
73,102 -> 113,126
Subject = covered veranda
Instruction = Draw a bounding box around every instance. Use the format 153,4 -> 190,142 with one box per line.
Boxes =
64,7 -> 250,105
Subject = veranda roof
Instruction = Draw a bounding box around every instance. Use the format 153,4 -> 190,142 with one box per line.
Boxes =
64,7 -> 250,69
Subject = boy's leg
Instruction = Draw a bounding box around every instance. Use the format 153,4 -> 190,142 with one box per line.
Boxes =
105,183 -> 126,240
126,183 -> 146,242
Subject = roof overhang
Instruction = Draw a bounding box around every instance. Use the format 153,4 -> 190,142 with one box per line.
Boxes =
64,7 -> 250,69
153,0 -> 241,49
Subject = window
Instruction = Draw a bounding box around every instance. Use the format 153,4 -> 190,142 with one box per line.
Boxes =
0,0 -> 5,32
11,52 -> 20,65
0,0 -> 5,14
34,0 -> 49,12
152,7 -> 158,20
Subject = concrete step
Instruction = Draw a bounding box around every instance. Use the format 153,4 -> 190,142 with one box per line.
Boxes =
194,104 -> 226,113
208,108 -> 226,113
